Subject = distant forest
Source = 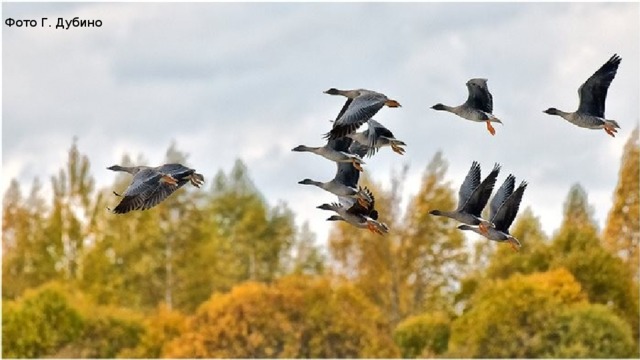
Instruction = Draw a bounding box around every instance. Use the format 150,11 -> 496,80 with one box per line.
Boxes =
3,128 -> 638,358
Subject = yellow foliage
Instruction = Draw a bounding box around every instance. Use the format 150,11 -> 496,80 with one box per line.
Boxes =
119,303 -> 187,358
604,127 -> 639,280
448,268 -> 586,358
164,275 -> 399,358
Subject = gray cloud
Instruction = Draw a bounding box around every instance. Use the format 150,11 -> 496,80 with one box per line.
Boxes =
3,2 -> 638,246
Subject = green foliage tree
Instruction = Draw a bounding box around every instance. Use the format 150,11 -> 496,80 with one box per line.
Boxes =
604,127 -> 639,281
119,303 -> 187,358
2,283 -> 84,358
47,139 -> 100,281
69,309 -> 144,358
329,152 -> 469,324
448,268 -> 586,358
3,281 -> 145,358
287,221 -> 325,275
204,160 -> 295,286
550,183 -> 639,343
539,304 -> 635,358
80,152 -> 169,310
393,312 -> 451,358
3,178 -> 58,299
400,153 -> 469,313
484,207 -> 551,279
164,275 -> 399,358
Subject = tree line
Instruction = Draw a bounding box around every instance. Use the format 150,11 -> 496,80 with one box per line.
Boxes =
3,129 -> 638,358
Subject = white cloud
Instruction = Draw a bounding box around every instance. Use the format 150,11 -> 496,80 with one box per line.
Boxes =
3,2 -> 638,249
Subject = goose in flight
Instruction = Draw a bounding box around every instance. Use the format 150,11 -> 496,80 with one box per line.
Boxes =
292,138 -> 366,172
543,54 -> 621,137
323,88 -> 401,140
107,163 -> 204,214
346,119 -> 407,157
430,161 -> 500,234
319,188 -> 388,235
431,78 -> 502,135
459,175 -> 527,252
298,138 -> 372,206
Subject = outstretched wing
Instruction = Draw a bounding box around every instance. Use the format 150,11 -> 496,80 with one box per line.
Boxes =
489,174 -> 516,222
139,179 -> 191,211
461,163 -> 500,216
492,181 -> 528,233
577,54 -> 621,118
326,136 -> 353,153
334,98 -> 353,124
333,161 -> 360,189
365,119 -> 395,157
112,169 -> 162,214
325,91 -> 386,140
464,79 -> 493,113
457,161 -> 481,211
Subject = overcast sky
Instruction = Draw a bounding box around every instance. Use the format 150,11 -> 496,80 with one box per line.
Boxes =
3,2 -> 639,247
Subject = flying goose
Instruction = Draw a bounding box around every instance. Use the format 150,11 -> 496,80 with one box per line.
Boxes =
107,163 -> 204,214
292,138 -> 366,172
431,78 -> 502,135
323,88 -> 401,140
459,175 -> 527,252
318,188 -> 388,234
429,161 -> 500,234
297,138 -> 372,206
346,119 -> 407,157
543,54 -> 621,137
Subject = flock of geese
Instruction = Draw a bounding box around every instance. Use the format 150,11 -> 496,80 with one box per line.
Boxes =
430,162 -> 527,251
293,88 -> 406,235
106,53 -> 622,251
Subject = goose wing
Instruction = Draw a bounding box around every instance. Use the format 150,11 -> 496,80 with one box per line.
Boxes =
325,91 -> 386,140
464,78 -> 493,113
156,163 -> 195,178
492,181 -> 527,233
326,136 -> 353,153
577,54 -> 621,118
348,140 -> 370,159
456,161 -> 482,211
112,168 -> 163,213
489,174 -> 516,222
364,119 -> 395,157
461,163 -> 501,216
139,176 -> 195,211
345,187 -> 377,219
333,161 -> 360,188
334,98 -> 354,124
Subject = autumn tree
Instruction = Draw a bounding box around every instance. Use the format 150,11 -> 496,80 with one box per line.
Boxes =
2,283 -> 84,358
3,178 -> 57,298
81,144 -> 211,312
329,152 -> 470,324
393,311 -> 451,358
164,275 -> 399,358
328,167 -> 405,323
604,127 -> 639,280
287,221 -> 325,275
46,140 -> 101,282
539,304 -> 635,358
549,183 -> 639,344
204,159 -> 295,287
119,303 -> 188,358
484,207 -> 551,279
449,268 -> 635,358
80,152 -> 168,309
2,281 -> 147,358
448,268 -> 587,357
